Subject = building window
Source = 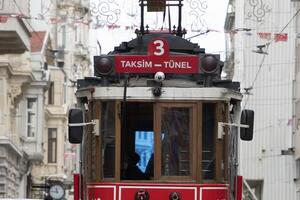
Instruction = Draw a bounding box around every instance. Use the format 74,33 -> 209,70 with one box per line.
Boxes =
63,77 -> 67,104
48,128 -> 57,163
75,26 -> 80,43
60,25 -> 66,48
48,82 -> 54,104
27,98 -> 37,138
296,158 -> 300,179
246,180 -> 263,200
135,131 -> 154,173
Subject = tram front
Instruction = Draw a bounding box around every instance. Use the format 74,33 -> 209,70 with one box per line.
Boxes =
68,1 -> 254,199
68,31 -> 253,200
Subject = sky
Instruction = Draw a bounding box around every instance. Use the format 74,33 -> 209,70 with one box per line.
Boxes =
89,0 -> 229,58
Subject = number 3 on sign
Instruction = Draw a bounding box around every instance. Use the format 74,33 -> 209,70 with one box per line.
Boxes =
153,40 -> 165,56
149,38 -> 169,57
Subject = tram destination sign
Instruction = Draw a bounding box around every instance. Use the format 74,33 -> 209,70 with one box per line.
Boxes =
115,38 -> 199,74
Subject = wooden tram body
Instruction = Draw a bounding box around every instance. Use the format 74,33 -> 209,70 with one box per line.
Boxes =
68,1 -> 254,200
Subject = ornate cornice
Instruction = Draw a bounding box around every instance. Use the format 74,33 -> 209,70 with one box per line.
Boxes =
0,60 -> 34,107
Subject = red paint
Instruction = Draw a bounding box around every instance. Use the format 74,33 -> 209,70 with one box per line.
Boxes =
200,187 -> 228,200
234,176 -> 243,200
73,173 -> 80,200
115,38 -> 199,74
119,185 -> 196,200
85,183 -> 229,200
88,186 -> 116,200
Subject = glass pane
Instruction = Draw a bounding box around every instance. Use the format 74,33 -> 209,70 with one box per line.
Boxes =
48,128 -> 57,163
27,98 -> 37,109
51,142 -> 56,162
27,125 -> 32,137
102,102 -> 115,178
161,107 -> 191,176
27,112 -> 35,123
135,131 -> 154,173
48,82 -> 54,104
202,103 -> 216,179
49,128 -> 57,138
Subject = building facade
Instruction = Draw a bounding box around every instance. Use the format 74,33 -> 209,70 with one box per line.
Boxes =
28,0 -> 91,199
0,0 -> 90,198
225,0 -> 298,199
0,0 -> 35,198
293,1 -> 300,199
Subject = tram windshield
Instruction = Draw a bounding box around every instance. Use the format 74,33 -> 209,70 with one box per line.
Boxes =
94,101 -> 227,182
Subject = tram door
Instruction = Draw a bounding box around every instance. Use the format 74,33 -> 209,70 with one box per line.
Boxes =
120,102 -> 197,181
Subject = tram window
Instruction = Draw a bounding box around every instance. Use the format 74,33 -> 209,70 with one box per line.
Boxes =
202,103 -> 216,180
161,107 -> 191,176
121,103 -> 153,180
101,102 -> 115,178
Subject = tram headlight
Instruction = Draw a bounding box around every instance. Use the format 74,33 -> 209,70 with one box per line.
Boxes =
94,55 -> 113,76
200,54 -> 220,74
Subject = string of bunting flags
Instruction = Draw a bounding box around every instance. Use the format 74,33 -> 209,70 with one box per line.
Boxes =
227,29 -> 288,42
0,13 -> 91,25
0,13 -> 290,41
0,13 -> 216,32
257,32 -> 288,42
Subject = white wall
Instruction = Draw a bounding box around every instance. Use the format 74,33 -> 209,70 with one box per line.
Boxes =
233,0 -> 297,199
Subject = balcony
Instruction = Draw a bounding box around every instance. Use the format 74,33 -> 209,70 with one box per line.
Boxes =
0,18 -> 31,54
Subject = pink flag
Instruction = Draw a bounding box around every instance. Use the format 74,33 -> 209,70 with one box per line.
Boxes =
0,15 -> 8,23
257,32 -> 271,40
275,33 -> 288,42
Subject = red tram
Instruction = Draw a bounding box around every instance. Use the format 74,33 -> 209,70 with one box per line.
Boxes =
68,1 -> 254,200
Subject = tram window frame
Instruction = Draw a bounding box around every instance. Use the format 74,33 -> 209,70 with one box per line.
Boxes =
120,102 -> 154,181
92,100 -> 119,181
155,103 -> 197,182
101,101 -> 117,179
201,102 -> 229,183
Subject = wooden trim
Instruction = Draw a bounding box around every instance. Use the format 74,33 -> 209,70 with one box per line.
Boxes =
215,102 -> 222,182
224,103 -> 229,181
154,103 -> 161,180
196,102 -> 202,183
86,102 -> 93,181
159,176 -> 196,181
94,101 -> 101,181
120,179 -> 197,183
191,104 -> 197,180
115,101 -> 121,181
